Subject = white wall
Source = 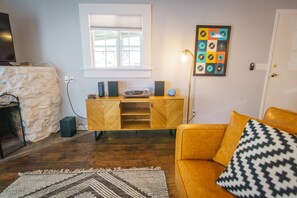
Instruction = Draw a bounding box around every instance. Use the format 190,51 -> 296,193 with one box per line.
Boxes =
1,0 -> 297,126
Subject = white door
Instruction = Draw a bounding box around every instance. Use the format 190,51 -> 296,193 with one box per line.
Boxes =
260,10 -> 297,116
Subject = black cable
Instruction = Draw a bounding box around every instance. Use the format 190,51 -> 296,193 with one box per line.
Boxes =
187,114 -> 195,124
66,80 -> 87,120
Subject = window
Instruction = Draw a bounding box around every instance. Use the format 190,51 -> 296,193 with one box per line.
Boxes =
79,4 -> 151,78
91,30 -> 141,68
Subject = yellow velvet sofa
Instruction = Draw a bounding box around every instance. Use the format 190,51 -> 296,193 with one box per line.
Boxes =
175,107 -> 297,198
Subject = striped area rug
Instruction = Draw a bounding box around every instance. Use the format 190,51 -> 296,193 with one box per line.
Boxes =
0,167 -> 169,198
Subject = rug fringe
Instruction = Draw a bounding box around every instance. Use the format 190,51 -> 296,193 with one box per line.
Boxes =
18,166 -> 161,176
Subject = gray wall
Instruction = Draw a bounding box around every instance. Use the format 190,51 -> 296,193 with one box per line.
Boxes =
1,0 -> 297,126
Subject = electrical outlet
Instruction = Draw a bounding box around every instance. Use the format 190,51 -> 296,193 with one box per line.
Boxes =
69,76 -> 75,83
64,75 -> 75,83
256,63 -> 267,71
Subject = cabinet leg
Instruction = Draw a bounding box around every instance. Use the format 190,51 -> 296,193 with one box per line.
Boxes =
169,129 -> 176,138
94,131 -> 103,141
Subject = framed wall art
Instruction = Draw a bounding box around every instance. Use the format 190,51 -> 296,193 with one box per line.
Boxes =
194,25 -> 231,76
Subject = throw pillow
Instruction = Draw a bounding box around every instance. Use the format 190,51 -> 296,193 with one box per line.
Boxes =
216,119 -> 297,198
213,111 -> 252,166
213,111 -> 297,167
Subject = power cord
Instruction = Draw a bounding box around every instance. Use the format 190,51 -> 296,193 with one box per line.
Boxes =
76,123 -> 87,130
33,61 -> 88,128
66,80 -> 87,120
187,111 -> 196,123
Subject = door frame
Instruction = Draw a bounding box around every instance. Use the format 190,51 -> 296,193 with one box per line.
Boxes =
259,9 -> 297,118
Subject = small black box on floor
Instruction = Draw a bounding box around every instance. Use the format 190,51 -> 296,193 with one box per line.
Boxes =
108,81 -> 119,97
59,116 -> 76,137
155,81 -> 165,96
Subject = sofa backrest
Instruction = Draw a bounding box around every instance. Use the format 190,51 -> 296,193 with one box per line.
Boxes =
263,107 -> 297,135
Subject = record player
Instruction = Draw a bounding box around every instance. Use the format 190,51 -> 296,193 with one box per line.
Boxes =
123,89 -> 150,98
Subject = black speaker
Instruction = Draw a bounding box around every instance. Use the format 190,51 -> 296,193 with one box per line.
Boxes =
98,82 -> 104,97
59,117 -> 76,137
155,81 -> 164,96
108,81 -> 119,97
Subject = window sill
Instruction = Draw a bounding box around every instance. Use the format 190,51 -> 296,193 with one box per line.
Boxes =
81,68 -> 152,78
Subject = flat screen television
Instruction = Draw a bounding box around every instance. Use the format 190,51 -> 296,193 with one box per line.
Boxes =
0,12 -> 16,65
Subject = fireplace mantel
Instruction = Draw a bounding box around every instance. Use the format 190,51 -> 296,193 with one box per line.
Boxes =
0,66 -> 61,142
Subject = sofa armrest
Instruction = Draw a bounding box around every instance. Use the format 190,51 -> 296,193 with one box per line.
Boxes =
175,124 -> 227,161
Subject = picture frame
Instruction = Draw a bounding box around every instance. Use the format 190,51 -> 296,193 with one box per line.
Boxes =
194,25 -> 231,76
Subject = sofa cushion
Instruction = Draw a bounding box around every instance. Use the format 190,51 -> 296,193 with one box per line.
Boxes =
213,110 -> 297,167
217,119 -> 297,198
176,160 -> 234,198
213,111 -> 251,166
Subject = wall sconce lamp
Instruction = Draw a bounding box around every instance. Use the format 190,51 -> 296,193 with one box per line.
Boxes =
182,49 -> 196,124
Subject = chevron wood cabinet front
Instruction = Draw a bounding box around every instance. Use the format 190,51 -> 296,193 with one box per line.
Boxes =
86,99 -> 121,130
166,99 -> 184,128
86,96 -> 184,131
150,99 -> 167,129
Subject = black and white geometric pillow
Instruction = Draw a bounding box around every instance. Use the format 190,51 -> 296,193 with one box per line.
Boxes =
216,119 -> 297,198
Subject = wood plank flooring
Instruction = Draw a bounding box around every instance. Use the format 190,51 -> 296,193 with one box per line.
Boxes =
0,130 -> 177,197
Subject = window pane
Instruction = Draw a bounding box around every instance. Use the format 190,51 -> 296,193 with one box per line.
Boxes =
94,39 -> 105,46
94,51 -> 106,67
121,51 -> 130,66
106,47 -> 117,52
130,51 -> 140,66
129,46 -> 140,51
119,31 -> 141,67
94,47 -> 105,52
93,31 -> 106,40
91,29 -> 142,68
121,47 -> 130,51
121,37 -> 129,46
120,32 -> 141,46
106,52 -> 117,67
106,32 -> 117,46
92,30 -> 118,67
130,35 -> 140,46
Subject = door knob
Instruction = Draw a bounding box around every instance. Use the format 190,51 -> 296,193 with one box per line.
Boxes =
271,73 -> 278,77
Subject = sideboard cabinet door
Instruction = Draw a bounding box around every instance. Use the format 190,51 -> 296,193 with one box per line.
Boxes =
86,100 -> 121,130
150,99 -> 166,129
166,99 -> 184,128
150,98 -> 184,129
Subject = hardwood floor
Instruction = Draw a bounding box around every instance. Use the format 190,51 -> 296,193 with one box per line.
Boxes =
0,130 -> 177,197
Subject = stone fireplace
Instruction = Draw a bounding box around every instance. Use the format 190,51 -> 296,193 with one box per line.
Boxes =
0,93 -> 26,158
0,66 -> 61,142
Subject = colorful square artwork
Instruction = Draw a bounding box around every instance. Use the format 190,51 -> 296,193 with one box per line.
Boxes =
216,52 -> 225,63
195,63 -> 205,74
196,51 -> 206,63
194,25 -> 231,76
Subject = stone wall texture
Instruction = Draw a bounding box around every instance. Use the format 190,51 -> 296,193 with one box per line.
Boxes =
0,66 -> 61,142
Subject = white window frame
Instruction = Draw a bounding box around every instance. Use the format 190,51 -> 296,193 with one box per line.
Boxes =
79,4 -> 152,78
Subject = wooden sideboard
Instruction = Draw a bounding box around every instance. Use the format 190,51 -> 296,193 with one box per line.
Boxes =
86,96 -> 184,131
